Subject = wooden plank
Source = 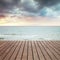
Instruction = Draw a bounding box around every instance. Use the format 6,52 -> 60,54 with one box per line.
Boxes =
28,41 -> 33,60
3,41 -> 19,60
54,41 -> 60,45
50,41 -> 60,51
44,41 -> 60,60
22,41 -> 28,60
35,41 -> 45,60
31,41 -> 39,60
0,41 -> 6,46
0,41 -> 9,51
48,41 -> 60,54
0,41 -> 16,60
10,41 -> 22,60
38,41 -> 51,60
42,41 -> 57,60
16,41 -> 25,60
0,41 -> 60,60
0,41 -> 12,56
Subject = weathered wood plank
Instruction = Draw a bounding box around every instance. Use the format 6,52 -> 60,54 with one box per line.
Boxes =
28,41 -> 33,60
0,41 -> 16,60
0,41 -> 60,60
10,41 -> 22,60
0,41 -> 12,56
3,41 -> 19,60
32,41 -> 39,60
16,41 -> 25,60
35,41 -> 45,60
22,41 -> 28,60
38,41 -> 52,60
42,41 -> 57,60
44,41 -> 60,60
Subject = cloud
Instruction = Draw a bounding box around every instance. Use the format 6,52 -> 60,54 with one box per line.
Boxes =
0,0 -> 16,14
35,0 -> 60,7
9,7 -> 39,16
39,4 -> 60,17
0,16 -> 60,26
0,0 -> 60,17
21,0 -> 39,12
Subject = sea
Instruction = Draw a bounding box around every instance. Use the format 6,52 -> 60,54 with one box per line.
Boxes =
0,26 -> 60,41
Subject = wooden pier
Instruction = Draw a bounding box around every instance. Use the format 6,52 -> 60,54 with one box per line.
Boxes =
0,41 -> 60,60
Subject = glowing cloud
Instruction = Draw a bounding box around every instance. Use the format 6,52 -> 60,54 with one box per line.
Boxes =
0,15 -> 60,26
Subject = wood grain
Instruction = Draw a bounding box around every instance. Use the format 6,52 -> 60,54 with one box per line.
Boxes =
0,41 -> 60,60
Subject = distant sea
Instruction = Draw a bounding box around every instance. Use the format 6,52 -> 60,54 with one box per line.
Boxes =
0,26 -> 60,41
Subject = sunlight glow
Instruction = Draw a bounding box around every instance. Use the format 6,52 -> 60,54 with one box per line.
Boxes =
0,15 -> 60,26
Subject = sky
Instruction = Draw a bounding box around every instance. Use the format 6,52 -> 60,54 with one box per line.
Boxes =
0,0 -> 60,26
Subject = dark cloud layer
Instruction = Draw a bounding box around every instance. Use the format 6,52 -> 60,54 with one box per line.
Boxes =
0,0 -> 60,17
35,0 -> 60,6
0,0 -> 14,8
